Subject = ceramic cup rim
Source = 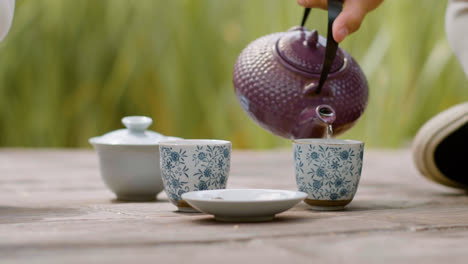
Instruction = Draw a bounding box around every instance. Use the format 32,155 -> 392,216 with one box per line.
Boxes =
293,138 -> 363,146
159,139 -> 231,147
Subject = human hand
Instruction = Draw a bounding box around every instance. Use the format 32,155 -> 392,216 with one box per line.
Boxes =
297,0 -> 383,42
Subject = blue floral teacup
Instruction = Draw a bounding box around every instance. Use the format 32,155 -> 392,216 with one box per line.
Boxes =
159,140 -> 231,212
293,139 -> 364,211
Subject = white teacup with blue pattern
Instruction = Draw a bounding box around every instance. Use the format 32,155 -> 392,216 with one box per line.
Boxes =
159,139 -> 231,212
293,139 -> 364,211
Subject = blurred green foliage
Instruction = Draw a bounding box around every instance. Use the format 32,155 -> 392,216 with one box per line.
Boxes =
0,0 -> 466,149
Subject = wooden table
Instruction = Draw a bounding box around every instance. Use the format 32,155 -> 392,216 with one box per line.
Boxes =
1,149 -> 468,263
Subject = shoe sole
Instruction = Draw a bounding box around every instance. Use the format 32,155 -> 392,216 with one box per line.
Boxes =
412,102 -> 468,189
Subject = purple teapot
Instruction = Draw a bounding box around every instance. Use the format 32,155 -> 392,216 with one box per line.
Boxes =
233,26 -> 368,139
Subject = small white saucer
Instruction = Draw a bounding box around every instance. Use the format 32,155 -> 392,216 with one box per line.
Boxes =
181,189 -> 307,222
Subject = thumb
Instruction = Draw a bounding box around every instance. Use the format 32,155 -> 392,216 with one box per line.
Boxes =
332,4 -> 366,42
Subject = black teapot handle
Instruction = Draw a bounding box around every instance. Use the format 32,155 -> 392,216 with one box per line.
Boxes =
300,0 -> 343,95
300,7 -> 311,27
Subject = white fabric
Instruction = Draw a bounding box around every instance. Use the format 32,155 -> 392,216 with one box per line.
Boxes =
0,0 -> 14,42
446,0 -> 468,77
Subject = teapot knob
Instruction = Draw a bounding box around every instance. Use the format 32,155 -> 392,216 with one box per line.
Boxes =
305,30 -> 319,48
122,116 -> 152,133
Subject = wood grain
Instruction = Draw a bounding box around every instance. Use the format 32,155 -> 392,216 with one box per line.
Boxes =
1,148 -> 467,264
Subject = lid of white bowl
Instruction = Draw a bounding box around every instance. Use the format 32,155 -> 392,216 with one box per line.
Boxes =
89,116 -> 181,145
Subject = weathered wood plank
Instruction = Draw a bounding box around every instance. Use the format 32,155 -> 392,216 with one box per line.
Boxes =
0,148 -> 467,263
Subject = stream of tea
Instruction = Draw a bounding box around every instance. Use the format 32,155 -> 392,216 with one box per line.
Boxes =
326,124 -> 333,139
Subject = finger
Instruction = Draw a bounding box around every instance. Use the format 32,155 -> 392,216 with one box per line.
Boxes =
332,4 -> 366,42
297,0 -> 328,10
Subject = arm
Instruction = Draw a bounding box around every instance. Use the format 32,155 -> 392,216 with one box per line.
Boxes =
297,0 -> 383,42
0,0 -> 15,42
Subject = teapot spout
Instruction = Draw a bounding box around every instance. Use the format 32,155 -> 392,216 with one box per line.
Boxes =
291,105 -> 336,139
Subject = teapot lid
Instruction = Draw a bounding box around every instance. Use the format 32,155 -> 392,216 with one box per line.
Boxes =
276,27 -> 345,75
89,116 -> 181,145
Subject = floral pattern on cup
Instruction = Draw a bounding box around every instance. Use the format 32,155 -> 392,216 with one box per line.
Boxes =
160,142 -> 231,206
293,141 -> 364,202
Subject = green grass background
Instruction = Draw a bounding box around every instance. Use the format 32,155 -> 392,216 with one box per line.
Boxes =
0,0 -> 466,149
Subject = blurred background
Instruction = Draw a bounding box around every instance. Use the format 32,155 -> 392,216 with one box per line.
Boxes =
0,0 -> 466,149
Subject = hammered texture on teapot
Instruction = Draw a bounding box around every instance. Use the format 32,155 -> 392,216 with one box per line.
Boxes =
233,27 -> 369,139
